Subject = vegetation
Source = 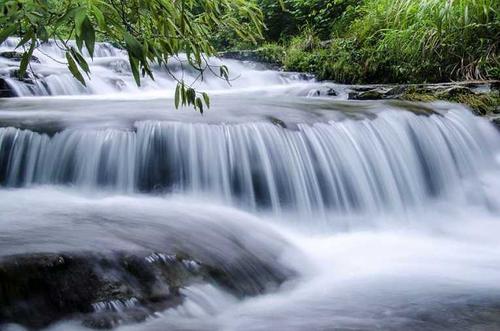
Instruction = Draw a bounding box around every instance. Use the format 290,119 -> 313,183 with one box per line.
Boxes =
0,0 -> 265,112
246,0 -> 500,84
401,87 -> 500,115
0,0 -> 498,105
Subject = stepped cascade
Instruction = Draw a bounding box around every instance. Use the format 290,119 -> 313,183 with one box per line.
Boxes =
1,38 -> 500,331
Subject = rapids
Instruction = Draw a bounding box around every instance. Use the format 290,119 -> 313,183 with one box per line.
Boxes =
1,38 -> 500,330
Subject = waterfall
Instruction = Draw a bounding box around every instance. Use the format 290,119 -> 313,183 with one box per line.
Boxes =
0,37 -> 307,97
1,108 -> 498,215
2,36 -> 500,331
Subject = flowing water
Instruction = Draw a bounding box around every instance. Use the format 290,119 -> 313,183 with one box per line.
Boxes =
1,39 -> 500,330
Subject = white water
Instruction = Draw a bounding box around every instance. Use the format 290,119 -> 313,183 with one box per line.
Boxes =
1,39 -> 500,330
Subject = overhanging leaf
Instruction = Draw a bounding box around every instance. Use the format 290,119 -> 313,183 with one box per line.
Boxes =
65,52 -> 86,86
81,17 -> 96,58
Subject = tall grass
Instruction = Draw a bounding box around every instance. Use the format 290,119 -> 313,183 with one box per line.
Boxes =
264,0 -> 499,83
350,0 -> 500,81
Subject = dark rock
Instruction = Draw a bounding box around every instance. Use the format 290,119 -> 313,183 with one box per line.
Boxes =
0,251 -> 203,329
266,116 -> 287,128
0,78 -> 16,98
326,88 -> 337,96
385,85 -> 408,98
348,89 -> 386,100
437,86 -> 475,98
0,51 -> 40,63
0,246 -> 293,329
9,69 -> 37,84
491,117 -> 500,130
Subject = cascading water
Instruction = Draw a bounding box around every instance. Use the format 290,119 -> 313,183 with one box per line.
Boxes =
1,38 -> 500,331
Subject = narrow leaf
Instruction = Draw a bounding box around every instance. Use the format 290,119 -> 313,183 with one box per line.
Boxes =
202,92 -> 210,109
174,84 -> 181,109
0,24 -> 17,46
65,52 -> 86,86
128,55 -> 141,86
81,17 -> 95,58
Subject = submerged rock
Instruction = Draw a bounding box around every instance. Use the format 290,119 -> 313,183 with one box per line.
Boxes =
0,51 -> 40,63
0,78 -> 16,98
0,252 -> 206,329
0,246 -> 292,329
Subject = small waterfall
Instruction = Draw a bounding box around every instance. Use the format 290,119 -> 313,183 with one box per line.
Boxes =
0,38 -> 306,97
1,108 -> 497,215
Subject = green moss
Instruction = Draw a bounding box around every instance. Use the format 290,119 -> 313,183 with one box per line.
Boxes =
401,88 -> 500,115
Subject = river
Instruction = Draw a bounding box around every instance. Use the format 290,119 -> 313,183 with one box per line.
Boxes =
1,39 -> 500,331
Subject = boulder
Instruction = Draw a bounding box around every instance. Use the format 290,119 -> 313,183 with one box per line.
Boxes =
348,89 -> 386,100
0,78 -> 16,98
0,51 -> 40,63
0,251 -> 203,329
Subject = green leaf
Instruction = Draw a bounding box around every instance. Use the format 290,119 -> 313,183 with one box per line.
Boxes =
202,92 -> 210,108
16,30 -> 34,49
70,47 -> 90,75
81,17 -> 95,58
18,37 -> 36,79
0,24 -> 17,46
128,55 -> 141,86
92,5 -> 106,29
195,97 -> 204,114
65,52 -> 86,86
174,83 -> 181,109
124,32 -> 144,60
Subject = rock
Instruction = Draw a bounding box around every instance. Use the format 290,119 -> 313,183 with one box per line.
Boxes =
348,89 -> 386,100
491,117 -> 500,129
436,86 -> 475,98
0,247 -> 293,329
266,116 -> 287,128
0,51 -> 40,63
309,87 -> 337,97
326,88 -> 337,96
385,85 -> 408,98
0,78 -> 16,98
9,69 -> 37,84
0,251 -> 203,329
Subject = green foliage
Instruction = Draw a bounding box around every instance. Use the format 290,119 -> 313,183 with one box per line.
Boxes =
0,0 -> 264,112
262,0 -> 499,84
255,0 -> 361,41
351,0 -> 500,82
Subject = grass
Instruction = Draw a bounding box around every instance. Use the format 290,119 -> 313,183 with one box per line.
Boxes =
258,0 -> 500,84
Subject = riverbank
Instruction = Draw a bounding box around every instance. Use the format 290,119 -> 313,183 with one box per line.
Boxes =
222,50 -> 500,121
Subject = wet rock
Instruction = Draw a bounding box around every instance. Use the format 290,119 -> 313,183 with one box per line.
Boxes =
309,87 -> 337,97
266,116 -> 287,128
326,88 -> 338,96
491,117 -> 500,129
0,78 -> 16,97
348,89 -> 386,100
0,51 -> 40,63
0,247 -> 293,329
8,69 -> 38,84
0,252 -> 202,329
385,85 -> 408,98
